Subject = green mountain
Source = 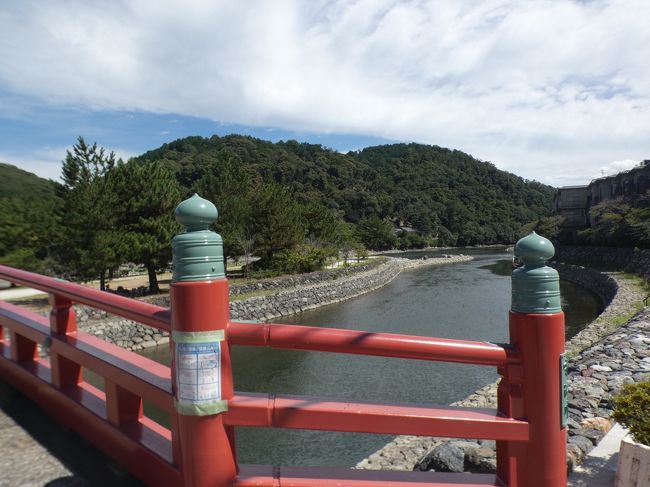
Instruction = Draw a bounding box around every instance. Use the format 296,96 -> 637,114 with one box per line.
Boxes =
0,137 -> 556,277
137,135 -> 555,246
0,163 -> 58,272
0,162 -> 56,200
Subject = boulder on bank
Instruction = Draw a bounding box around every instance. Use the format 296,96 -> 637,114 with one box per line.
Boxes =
413,440 -> 496,473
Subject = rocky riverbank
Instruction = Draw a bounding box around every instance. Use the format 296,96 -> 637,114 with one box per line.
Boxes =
356,269 -> 649,474
79,254 -> 473,351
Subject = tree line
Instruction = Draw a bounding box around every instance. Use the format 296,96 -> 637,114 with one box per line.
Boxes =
1,135 -> 557,291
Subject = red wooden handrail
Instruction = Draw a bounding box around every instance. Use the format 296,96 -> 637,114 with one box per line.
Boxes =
228,321 -> 519,366
226,392 -> 529,441
0,265 -> 171,332
0,300 -> 173,411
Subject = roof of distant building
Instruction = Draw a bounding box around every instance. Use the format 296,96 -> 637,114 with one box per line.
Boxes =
396,226 -> 418,233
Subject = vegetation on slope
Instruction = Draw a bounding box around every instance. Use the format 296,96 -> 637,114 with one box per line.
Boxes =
524,192 -> 650,249
1,135 -> 556,287
136,135 -> 555,247
0,163 -> 58,272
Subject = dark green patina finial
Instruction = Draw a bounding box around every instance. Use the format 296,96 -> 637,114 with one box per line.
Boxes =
511,232 -> 561,314
172,194 -> 225,282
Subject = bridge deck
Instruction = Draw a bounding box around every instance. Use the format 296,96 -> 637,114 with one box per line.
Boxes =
0,380 -> 144,487
0,386 -> 74,486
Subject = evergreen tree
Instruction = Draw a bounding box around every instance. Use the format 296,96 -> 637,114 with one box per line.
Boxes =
300,203 -> 349,257
356,216 -> 397,251
111,160 -> 181,292
55,137 -> 121,289
249,182 -> 305,264
192,154 -> 253,261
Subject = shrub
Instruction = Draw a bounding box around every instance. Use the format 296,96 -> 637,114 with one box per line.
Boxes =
266,244 -> 328,275
612,380 -> 650,446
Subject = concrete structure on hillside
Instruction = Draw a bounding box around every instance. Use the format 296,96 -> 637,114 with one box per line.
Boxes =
554,160 -> 650,238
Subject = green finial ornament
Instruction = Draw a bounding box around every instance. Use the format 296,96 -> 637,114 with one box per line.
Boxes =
511,231 -> 561,314
172,194 -> 225,282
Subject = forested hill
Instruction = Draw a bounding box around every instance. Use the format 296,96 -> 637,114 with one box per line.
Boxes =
0,162 -> 55,200
0,163 -> 58,272
137,135 -> 555,246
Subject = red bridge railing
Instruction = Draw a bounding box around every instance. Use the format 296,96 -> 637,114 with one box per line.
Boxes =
0,195 -> 567,487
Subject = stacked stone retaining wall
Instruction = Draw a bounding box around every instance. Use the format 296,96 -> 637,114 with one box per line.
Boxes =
228,259 -> 384,296
553,262 -> 618,308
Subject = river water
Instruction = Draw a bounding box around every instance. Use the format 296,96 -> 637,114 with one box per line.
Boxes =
140,248 -> 601,468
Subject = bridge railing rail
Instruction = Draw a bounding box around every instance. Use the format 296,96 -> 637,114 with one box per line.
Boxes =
0,195 -> 567,487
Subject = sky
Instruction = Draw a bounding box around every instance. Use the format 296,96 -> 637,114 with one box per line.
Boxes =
1,0 -> 649,187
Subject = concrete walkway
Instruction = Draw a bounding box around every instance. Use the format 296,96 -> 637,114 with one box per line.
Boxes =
568,423 -> 627,486
0,286 -> 47,301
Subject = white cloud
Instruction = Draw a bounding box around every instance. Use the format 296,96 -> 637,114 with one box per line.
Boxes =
1,0 -> 649,186
0,147 -> 66,181
594,159 -> 640,179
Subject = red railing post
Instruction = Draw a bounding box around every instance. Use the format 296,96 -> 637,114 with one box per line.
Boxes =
507,232 -> 567,487
170,194 -> 237,487
10,332 -> 36,362
496,360 -> 525,485
49,294 -> 82,388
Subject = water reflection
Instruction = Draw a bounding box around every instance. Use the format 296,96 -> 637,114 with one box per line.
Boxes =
479,259 -> 513,277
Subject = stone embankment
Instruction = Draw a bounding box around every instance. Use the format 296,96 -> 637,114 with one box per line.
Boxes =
78,254 -> 472,352
356,261 -> 649,474
556,245 -> 650,282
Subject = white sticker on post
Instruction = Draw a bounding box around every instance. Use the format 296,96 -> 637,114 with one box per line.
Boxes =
173,330 -> 228,416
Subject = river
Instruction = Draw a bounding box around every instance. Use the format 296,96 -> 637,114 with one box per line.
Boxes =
139,248 -> 601,468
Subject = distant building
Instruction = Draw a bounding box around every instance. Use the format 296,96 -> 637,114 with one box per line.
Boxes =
554,185 -> 590,228
554,160 -> 650,239
394,226 -> 419,235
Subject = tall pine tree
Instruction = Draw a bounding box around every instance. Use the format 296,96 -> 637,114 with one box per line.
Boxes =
55,137 -> 121,289
111,160 -> 181,292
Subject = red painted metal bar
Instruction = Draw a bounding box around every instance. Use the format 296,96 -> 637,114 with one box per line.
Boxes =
234,465 -> 504,487
229,321 -> 518,366
0,265 -> 171,332
226,392 -> 529,441
0,300 -> 174,412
